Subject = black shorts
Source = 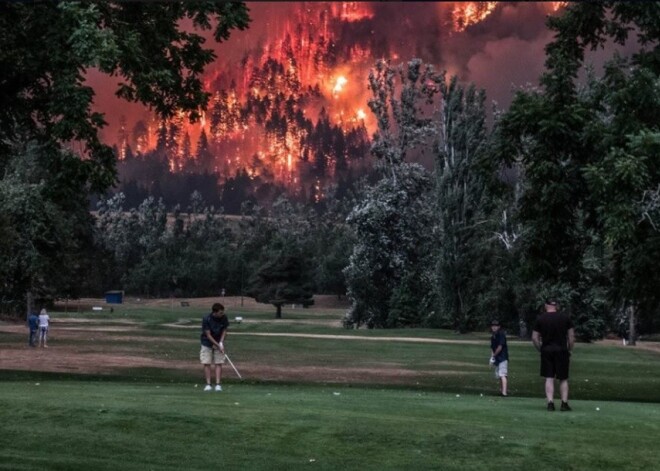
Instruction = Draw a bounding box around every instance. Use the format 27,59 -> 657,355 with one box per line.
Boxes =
540,349 -> 570,380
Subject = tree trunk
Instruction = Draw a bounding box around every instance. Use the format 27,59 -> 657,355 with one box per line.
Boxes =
26,290 -> 34,321
275,304 -> 282,319
518,316 -> 528,339
628,304 -> 636,346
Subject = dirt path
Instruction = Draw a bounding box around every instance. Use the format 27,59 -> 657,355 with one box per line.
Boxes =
232,332 -> 484,345
2,321 -> 658,384
0,321 -> 483,383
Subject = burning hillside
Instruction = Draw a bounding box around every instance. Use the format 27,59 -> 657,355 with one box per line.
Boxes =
111,2 -> 566,206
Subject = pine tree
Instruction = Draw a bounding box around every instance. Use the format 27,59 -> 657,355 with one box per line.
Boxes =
195,129 -> 214,171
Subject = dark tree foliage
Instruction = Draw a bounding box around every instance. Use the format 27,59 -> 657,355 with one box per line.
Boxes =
344,164 -> 433,328
495,2 -> 660,340
0,143 -> 96,312
433,77 -> 492,333
0,2 -> 250,315
343,59 -> 441,328
247,252 -> 314,319
244,197 -> 319,318
0,2 -> 250,189
91,190 -> 351,309
221,169 -> 258,215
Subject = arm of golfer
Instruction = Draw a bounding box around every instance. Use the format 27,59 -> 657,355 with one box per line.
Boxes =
531,330 -> 541,352
204,330 -> 223,352
567,328 -> 575,352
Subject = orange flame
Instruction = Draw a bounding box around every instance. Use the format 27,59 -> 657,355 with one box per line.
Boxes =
452,2 -> 498,32
333,76 -> 348,97
332,2 -> 374,22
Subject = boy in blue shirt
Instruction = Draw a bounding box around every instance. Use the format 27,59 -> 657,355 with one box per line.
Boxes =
200,303 -> 229,391
490,319 -> 509,396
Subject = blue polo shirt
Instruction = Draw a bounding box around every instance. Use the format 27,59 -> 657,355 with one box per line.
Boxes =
490,330 -> 508,365
200,313 -> 229,347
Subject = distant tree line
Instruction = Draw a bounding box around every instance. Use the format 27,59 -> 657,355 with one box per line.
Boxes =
112,147 -> 367,215
90,190 -> 355,318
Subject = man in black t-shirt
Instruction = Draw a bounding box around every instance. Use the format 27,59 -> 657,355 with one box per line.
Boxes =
200,302 -> 229,392
532,299 -> 575,411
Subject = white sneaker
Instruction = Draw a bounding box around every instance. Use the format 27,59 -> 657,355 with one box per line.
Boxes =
215,384 -> 222,392
203,384 -> 212,392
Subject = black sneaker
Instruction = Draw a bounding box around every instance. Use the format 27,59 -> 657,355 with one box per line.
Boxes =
547,402 -> 555,411
560,402 -> 572,412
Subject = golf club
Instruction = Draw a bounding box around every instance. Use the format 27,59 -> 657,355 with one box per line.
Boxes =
225,353 -> 243,379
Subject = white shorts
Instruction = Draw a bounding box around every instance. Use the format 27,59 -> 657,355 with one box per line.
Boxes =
200,345 -> 226,365
494,360 -> 508,378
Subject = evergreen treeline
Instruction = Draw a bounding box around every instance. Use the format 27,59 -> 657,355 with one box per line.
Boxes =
90,191 -> 355,317
113,147 -> 366,215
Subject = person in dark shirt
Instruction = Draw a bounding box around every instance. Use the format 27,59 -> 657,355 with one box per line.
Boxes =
27,311 -> 39,347
489,320 -> 509,396
200,302 -> 229,392
532,299 -> 575,411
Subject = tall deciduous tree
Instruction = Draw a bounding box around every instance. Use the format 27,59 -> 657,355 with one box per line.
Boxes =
496,2 -> 660,340
432,77 -> 491,332
344,59 -> 440,328
343,165 -> 432,327
581,46 -> 660,340
0,141 -> 100,312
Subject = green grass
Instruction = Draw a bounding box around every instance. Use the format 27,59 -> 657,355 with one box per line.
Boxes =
1,381 -> 659,471
2,305 -> 660,470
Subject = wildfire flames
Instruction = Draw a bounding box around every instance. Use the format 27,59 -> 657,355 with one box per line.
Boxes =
333,76 -> 348,98
452,2 -> 498,32
115,2 -> 567,200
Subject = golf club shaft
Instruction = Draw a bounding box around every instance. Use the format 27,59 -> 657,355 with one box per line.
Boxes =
225,353 -> 242,379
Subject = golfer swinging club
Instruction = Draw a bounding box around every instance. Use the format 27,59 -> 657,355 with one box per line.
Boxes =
200,302 -> 229,392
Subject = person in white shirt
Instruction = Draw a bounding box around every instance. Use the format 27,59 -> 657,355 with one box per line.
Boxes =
38,308 -> 50,348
